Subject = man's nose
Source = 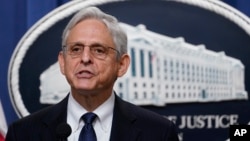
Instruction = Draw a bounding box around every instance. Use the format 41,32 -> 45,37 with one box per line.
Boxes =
81,47 -> 92,64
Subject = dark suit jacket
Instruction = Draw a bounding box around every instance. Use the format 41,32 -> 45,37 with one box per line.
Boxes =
6,95 -> 179,141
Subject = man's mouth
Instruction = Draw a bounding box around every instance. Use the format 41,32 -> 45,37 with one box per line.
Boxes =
76,70 -> 94,78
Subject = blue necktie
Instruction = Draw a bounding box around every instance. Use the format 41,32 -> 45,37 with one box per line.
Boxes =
79,112 -> 97,141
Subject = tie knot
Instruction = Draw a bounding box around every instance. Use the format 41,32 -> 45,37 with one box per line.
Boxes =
82,112 -> 97,124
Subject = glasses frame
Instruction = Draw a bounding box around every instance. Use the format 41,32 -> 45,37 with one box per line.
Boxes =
62,42 -> 120,60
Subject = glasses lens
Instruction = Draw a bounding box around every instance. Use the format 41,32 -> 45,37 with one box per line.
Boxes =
68,44 -> 83,57
90,45 -> 108,59
64,43 -> 117,59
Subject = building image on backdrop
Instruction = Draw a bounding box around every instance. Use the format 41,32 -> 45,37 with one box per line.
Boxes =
39,23 -> 248,106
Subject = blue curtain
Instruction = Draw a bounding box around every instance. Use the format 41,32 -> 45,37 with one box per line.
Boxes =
0,0 -> 249,125
0,0 -> 69,125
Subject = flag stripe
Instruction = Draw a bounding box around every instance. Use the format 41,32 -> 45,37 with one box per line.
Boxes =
0,100 -> 7,139
0,133 -> 4,141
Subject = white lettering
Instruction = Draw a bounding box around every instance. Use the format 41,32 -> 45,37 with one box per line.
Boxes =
234,129 -> 247,136
241,129 -> 247,136
234,129 -> 241,136
178,114 -> 239,129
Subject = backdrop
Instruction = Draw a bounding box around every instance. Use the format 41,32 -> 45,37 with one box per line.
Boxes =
1,0 -> 250,141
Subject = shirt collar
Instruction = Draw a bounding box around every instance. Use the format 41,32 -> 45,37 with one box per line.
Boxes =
67,92 -> 115,132
67,93 -> 87,132
93,92 -> 114,132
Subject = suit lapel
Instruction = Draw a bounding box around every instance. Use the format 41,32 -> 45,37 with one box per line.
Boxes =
110,95 -> 141,141
35,94 -> 141,141
40,95 -> 69,141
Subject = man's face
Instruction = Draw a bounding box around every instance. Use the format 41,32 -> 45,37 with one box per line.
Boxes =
58,19 -> 128,95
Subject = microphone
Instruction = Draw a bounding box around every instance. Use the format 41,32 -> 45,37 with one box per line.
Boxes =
56,123 -> 72,141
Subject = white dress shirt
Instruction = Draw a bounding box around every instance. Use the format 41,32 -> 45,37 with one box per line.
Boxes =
67,92 -> 115,141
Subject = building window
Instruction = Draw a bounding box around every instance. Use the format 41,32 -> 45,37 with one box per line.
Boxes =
119,83 -> 123,88
152,92 -> 155,98
140,50 -> 145,77
148,51 -> 153,78
119,92 -> 123,98
134,92 -> 138,99
131,48 -> 136,77
172,92 -> 175,98
134,83 -> 137,87
151,83 -> 154,88
143,92 -> 147,98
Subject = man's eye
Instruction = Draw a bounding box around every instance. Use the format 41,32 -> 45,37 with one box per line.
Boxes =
70,45 -> 82,53
92,46 -> 106,54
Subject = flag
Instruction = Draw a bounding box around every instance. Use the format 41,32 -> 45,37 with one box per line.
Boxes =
0,100 -> 7,141
0,134 -> 4,141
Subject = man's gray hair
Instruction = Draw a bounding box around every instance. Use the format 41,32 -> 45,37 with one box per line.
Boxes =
62,7 -> 127,58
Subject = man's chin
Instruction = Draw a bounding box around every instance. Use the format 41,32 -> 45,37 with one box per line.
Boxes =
74,85 -> 97,92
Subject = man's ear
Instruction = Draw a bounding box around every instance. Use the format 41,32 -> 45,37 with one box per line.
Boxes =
117,54 -> 130,77
58,51 -> 65,75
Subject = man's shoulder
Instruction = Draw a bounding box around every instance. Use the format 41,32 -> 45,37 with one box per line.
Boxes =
117,97 -> 172,125
10,95 -> 68,127
11,104 -> 55,126
117,97 -> 179,140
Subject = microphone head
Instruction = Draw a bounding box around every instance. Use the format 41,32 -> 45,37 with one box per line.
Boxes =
56,123 -> 72,139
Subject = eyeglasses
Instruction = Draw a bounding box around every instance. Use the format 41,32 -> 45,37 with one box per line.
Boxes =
63,42 -> 119,60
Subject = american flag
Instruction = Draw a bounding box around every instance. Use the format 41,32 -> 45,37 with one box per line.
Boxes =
0,100 -> 7,141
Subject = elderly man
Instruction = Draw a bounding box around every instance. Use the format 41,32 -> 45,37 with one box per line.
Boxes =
6,7 -> 179,141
